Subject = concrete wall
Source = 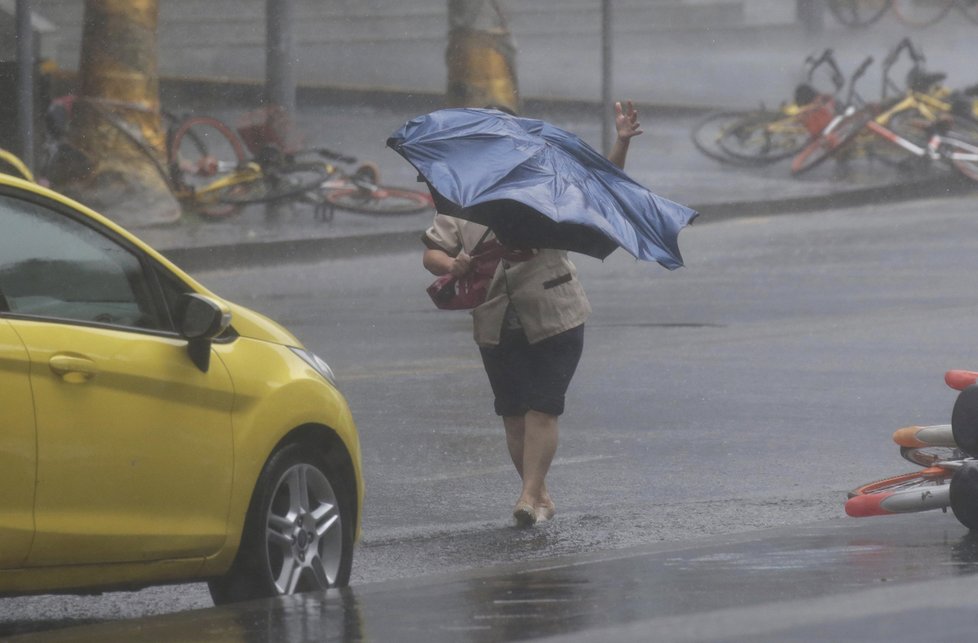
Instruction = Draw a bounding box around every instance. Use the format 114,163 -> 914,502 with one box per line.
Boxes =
25,0 -> 815,109
28,1 -> 774,84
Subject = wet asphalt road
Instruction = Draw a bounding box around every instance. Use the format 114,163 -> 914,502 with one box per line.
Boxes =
5,190 -> 978,637
6,5 -> 978,638
12,512 -> 978,642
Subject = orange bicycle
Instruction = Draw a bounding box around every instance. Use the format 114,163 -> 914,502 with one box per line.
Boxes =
846,370 -> 978,530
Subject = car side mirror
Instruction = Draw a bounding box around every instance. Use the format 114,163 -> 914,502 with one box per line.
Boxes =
176,293 -> 231,372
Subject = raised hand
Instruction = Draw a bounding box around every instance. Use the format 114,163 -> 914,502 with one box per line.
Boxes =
614,100 -> 644,141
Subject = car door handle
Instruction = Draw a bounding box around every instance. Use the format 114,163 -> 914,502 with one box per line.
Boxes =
49,355 -> 99,384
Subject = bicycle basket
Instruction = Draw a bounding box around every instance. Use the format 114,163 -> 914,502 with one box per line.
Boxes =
235,106 -> 304,156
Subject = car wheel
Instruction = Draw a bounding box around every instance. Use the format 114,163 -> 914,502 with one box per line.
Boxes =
208,441 -> 354,604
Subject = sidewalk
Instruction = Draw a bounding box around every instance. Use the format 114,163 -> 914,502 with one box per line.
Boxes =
118,12 -> 978,270
136,101 -> 969,272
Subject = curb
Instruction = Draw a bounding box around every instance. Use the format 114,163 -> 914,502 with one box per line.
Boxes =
694,174 -> 971,222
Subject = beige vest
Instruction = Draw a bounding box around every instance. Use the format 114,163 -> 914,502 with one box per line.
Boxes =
423,214 -> 590,347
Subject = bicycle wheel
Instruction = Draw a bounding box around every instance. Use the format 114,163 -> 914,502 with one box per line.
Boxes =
164,111 -> 207,158
901,445 -> 963,467
946,138 -> 978,182
325,185 -> 432,214
716,110 -> 812,165
845,468 -> 951,516
827,0 -> 892,27
216,161 -> 328,205
891,0 -> 954,25
690,111 -> 765,166
323,184 -> 433,215
944,126 -> 978,182
957,0 -> 978,23
168,116 -> 248,218
867,108 -> 932,165
791,110 -> 874,176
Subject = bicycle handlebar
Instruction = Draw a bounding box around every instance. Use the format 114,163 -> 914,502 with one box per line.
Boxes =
846,56 -> 875,108
311,147 -> 358,164
883,37 -> 925,69
882,37 -> 926,99
805,48 -> 845,94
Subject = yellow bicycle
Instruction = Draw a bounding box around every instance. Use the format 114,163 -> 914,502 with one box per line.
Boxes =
690,49 -> 846,166
167,114 -> 431,220
792,39 -> 978,177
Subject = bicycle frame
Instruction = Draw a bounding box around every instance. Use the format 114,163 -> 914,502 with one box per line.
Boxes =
189,161 -> 263,204
863,93 -> 978,167
846,465 -> 958,517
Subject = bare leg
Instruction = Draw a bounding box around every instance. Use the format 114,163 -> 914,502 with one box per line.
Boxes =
503,415 -> 525,477
517,410 -> 558,516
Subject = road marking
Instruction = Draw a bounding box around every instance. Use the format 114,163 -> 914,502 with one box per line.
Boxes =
492,598 -> 579,604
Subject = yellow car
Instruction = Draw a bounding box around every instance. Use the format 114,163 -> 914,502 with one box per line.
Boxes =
0,174 -> 362,604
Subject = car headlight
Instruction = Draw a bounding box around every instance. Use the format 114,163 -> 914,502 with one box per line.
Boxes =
289,347 -> 337,386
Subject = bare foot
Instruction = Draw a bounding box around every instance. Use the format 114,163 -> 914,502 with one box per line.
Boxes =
535,499 -> 555,522
513,501 -> 536,527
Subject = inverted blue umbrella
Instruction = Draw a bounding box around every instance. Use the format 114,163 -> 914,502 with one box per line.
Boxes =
386,107 -> 697,268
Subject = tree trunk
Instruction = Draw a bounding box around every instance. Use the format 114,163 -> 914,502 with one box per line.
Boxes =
53,0 -> 179,227
445,0 -> 519,112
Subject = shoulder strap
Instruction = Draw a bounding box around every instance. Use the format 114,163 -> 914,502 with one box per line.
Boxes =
470,227 -> 493,254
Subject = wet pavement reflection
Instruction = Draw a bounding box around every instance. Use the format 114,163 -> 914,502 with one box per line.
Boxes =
16,512 -> 978,642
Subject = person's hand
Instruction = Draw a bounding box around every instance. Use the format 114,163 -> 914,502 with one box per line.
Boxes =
450,252 -> 472,277
614,100 -> 644,141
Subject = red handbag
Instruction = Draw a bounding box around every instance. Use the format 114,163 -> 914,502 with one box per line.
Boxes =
427,232 -> 504,310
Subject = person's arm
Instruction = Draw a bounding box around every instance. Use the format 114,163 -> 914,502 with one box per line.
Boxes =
607,100 -> 644,170
423,247 -> 471,277
422,214 -> 473,277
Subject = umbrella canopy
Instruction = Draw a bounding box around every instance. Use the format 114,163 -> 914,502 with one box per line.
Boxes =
386,108 -> 697,267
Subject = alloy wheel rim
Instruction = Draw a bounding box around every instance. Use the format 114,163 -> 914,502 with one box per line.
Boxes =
264,463 -> 342,594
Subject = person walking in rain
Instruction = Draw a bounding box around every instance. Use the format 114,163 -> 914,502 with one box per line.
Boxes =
421,102 -> 644,527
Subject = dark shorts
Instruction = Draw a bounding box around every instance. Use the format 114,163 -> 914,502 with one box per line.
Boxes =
479,324 -> 584,417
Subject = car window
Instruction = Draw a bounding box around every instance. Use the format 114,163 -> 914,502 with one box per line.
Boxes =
0,195 -> 167,330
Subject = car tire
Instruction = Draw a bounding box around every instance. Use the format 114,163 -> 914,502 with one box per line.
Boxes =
208,441 -> 354,605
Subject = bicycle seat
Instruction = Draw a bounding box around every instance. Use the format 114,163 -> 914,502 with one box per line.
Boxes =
793,83 -> 818,107
907,69 -> 947,93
